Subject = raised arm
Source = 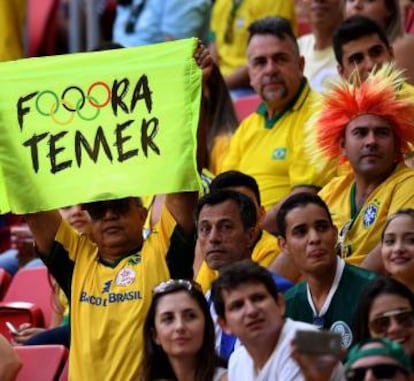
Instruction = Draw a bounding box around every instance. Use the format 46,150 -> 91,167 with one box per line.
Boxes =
24,210 -> 62,255
165,42 -> 212,236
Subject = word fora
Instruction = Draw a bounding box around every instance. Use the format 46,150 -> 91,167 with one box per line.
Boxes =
23,117 -> 160,174
16,75 -> 153,129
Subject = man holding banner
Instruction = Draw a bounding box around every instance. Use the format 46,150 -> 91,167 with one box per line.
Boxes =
0,40 -> 211,380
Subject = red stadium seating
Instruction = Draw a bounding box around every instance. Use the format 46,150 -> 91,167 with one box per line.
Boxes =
0,267 -> 53,341
233,94 -> 261,123
26,0 -> 59,57
58,358 -> 69,381
0,268 -> 11,300
14,345 -> 68,381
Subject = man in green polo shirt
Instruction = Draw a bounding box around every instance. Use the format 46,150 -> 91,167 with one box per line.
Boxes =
278,192 -> 376,348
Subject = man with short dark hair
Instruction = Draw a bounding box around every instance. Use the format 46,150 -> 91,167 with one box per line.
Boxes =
196,189 -> 291,360
333,15 -> 394,82
221,16 -> 332,218
212,260 -> 344,381
278,193 -> 376,348
196,190 -> 257,272
195,170 -> 281,291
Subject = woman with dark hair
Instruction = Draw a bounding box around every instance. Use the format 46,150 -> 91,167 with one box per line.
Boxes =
353,277 -> 414,363
381,209 -> 414,293
139,279 -> 227,381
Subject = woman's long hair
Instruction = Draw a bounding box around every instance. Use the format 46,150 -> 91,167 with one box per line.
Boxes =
139,281 -> 220,381
205,64 -> 238,160
352,277 -> 414,345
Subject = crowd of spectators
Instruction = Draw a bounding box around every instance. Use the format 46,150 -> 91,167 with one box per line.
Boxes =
2,1 -> 414,380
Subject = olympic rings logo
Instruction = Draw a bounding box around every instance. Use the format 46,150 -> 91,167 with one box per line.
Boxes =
34,81 -> 111,125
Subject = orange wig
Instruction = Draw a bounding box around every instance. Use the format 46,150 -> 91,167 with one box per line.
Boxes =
309,64 -> 414,164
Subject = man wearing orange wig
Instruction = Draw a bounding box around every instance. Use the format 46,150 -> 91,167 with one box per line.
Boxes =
314,64 -> 414,274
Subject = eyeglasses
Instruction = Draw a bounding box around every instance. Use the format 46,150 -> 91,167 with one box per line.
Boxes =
83,199 -> 132,220
153,279 -> 202,295
345,363 -> 408,381
369,309 -> 414,336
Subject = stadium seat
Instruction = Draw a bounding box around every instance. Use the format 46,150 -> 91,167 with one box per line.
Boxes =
298,18 -> 312,37
0,267 -> 53,341
0,268 -> 11,300
233,94 -> 261,122
58,358 -> 69,381
14,345 -> 68,381
26,0 -> 59,57
0,226 -> 10,252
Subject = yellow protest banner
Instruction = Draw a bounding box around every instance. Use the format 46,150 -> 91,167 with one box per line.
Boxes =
0,38 -> 202,214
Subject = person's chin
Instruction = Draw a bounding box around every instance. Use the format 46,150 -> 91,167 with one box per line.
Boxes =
206,254 -> 228,271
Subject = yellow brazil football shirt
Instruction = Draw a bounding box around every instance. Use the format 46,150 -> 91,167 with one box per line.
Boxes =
220,80 -> 333,211
48,207 -> 182,381
319,164 -> 414,265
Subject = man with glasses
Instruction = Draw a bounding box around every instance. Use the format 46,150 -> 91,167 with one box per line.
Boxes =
345,338 -> 411,381
24,47 -> 212,381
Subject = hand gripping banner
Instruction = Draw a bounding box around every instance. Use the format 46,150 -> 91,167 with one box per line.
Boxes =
0,38 -> 202,213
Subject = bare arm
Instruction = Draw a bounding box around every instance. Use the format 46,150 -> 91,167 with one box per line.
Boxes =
262,186 -> 320,235
360,243 -> 386,275
24,211 -> 62,255
0,334 -> 22,381
165,42 -> 212,236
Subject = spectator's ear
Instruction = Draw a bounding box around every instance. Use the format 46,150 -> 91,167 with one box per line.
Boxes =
217,316 -> 233,335
246,227 -> 256,249
278,236 -> 288,255
338,63 -> 345,79
276,293 -> 286,316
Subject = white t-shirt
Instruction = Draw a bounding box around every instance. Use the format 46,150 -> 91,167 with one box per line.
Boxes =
228,318 -> 345,381
213,367 -> 227,381
298,34 -> 340,93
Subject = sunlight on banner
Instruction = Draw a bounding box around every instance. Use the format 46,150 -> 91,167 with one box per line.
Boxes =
0,38 -> 202,213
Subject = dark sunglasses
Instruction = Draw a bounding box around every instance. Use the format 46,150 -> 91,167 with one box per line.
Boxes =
153,279 -> 202,295
369,309 -> 414,336
346,363 -> 408,381
83,199 -> 132,220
